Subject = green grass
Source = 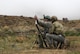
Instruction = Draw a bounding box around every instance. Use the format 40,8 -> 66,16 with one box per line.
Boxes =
65,31 -> 80,36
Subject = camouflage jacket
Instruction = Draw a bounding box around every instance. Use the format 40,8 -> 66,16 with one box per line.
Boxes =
52,21 -> 64,34
37,20 -> 64,34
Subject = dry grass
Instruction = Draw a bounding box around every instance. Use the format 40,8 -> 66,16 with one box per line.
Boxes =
0,36 -> 79,54
0,15 -> 80,54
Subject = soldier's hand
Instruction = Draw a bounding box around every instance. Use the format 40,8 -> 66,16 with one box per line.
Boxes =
34,15 -> 38,24
34,15 -> 38,20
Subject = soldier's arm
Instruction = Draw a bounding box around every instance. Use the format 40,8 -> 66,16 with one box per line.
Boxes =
37,19 -> 51,28
34,15 -> 51,29
48,23 -> 55,34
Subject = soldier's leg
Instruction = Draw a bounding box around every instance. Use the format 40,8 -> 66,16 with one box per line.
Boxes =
46,34 -> 65,42
58,35 -> 65,49
58,42 -> 63,49
46,35 -> 53,48
56,35 -> 65,49
46,33 -> 65,49
53,40 -> 57,49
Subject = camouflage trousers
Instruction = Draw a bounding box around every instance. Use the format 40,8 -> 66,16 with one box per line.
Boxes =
46,33 -> 65,49
37,33 -> 65,49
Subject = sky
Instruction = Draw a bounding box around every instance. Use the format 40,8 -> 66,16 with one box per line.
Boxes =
0,0 -> 80,20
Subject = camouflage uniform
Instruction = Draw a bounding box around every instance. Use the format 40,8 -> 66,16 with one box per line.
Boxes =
37,19 -> 65,48
52,21 -> 64,35
49,16 -> 65,48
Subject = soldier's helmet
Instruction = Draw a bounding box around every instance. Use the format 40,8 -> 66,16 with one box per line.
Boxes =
51,16 -> 58,22
44,15 -> 51,21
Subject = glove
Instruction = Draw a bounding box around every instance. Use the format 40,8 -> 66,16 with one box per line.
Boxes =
34,15 -> 38,20
35,20 -> 37,24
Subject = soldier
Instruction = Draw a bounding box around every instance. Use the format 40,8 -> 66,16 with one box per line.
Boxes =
47,16 -> 65,49
34,15 -> 65,49
34,15 -> 52,48
51,16 -> 65,37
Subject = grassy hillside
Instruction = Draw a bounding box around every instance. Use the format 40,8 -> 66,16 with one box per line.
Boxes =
0,15 -> 80,54
0,15 -> 80,36
0,15 -> 36,37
